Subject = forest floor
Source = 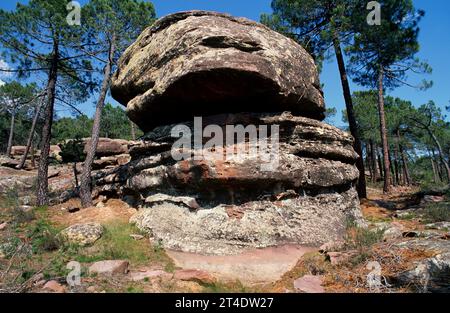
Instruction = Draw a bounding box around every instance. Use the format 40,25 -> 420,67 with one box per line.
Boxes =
0,165 -> 449,293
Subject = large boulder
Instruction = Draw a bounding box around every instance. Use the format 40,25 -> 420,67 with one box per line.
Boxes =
83,138 -> 129,157
95,112 -> 364,255
111,10 -> 325,132
104,11 -> 364,256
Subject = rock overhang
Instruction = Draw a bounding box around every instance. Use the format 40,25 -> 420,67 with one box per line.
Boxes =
111,10 -> 325,132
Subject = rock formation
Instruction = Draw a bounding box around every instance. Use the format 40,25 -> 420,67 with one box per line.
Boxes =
111,10 -> 325,132
99,10 -> 365,255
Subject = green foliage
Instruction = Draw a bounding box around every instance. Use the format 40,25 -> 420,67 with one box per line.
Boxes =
52,115 -> 93,144
0,0 -> 95,95
344,217 -> 384,264
261,0 -> 364,69
0,185 -> 20,209
26,218 -> 61,253
100,103 -> 142,139
74,221 -> 173,268
346,0 -> 431,90
423,203 -> 450,223
59,137 -> 86,163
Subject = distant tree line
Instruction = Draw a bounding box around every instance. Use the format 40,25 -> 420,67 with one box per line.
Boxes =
262,0 -> 434,195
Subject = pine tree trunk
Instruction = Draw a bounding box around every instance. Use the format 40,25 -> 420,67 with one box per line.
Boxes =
333,36 -> 367,199
30,140 -> 35,168
130,120 -> 136,141
6,111 -> 15,157
400,143 -> 411,185
17,94 -> 45,169
430,150 -> 439,183
36,40 -> 59,206
73,162 -> 79,188
377,148 -> 384,180
397,129 -> 411,186
377,68 -> 391,193
427,128 -> 450,182
80,35 -> 116,208
389,150 -> 397,186
365,143 -> 373,180
393,136 -> 400,186
431,149 -> 443,182
370,140 -> 379,183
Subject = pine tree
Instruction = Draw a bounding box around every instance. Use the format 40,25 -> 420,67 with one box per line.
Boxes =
0,0 -> 95,205
79,0 -> 155,207
346,0 -> 431,193
0,81 -> 37,156
261,0 -> 368,198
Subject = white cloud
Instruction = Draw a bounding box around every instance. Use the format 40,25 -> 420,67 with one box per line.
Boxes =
0,59 -> 11,82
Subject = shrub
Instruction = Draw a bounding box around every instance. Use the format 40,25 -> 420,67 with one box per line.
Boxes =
423,203 -> 450,223
344,217 -> 385,264
26,219 -> 61,253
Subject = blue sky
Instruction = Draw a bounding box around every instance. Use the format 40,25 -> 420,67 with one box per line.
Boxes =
1,0 -> 449,127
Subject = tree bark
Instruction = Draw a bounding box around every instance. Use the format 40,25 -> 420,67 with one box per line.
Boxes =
333,36 -> 367,199
396,128 -> 410,186
30,139 -> 36,168
17,94 -> 45,169
400,143 -> 411,185
430,151 -> 439,184
377,147 -> 384,181
388,150 -> 397,186
365,142 -> 373,180
73,162 -> 79,188
393,133 -> 401,186
369,140 -> 379,183
431,149 -> 443,182
427,128 -> 450,182
6,111 -> 15,157
377,68 -> 391,193
80,34 -> 116,208
36,39 -> 59,206
130,120 -> 136,141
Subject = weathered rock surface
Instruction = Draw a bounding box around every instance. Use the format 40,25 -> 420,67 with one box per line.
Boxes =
167,245 -> 315,284
394,239 -> 450,292
93,112 -> 364,255
89,260 -> 130,276
293,275 -> 325,293
42,280 -> 66,293
83,138 -> 129,157
111,10 -> 325,131
173,269 -> 217,285
60,223 -> 103,247
104,11 -> 364,256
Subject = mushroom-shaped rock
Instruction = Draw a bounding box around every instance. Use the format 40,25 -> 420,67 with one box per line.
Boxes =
111,10 -> 325,132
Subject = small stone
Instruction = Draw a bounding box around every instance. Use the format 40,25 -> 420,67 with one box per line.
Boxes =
89,260 -> 129,276
145,194 -> 200,210
326,250 -> 358,266
67,206 -> 80,213
319,241 -> 345,253
129,270 -> 169,282
422,195 -> 445,203
43,280 -> 66,293
174,269 -> 216,285
130,234 -> 145,241
0,222 -> 7,231
86,286 -> 96,293
34,280 -> 46,288
425,222 -> 450,231
293,275 -> 325,293
60,223 -> 103,247
19,205 -> 33,213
